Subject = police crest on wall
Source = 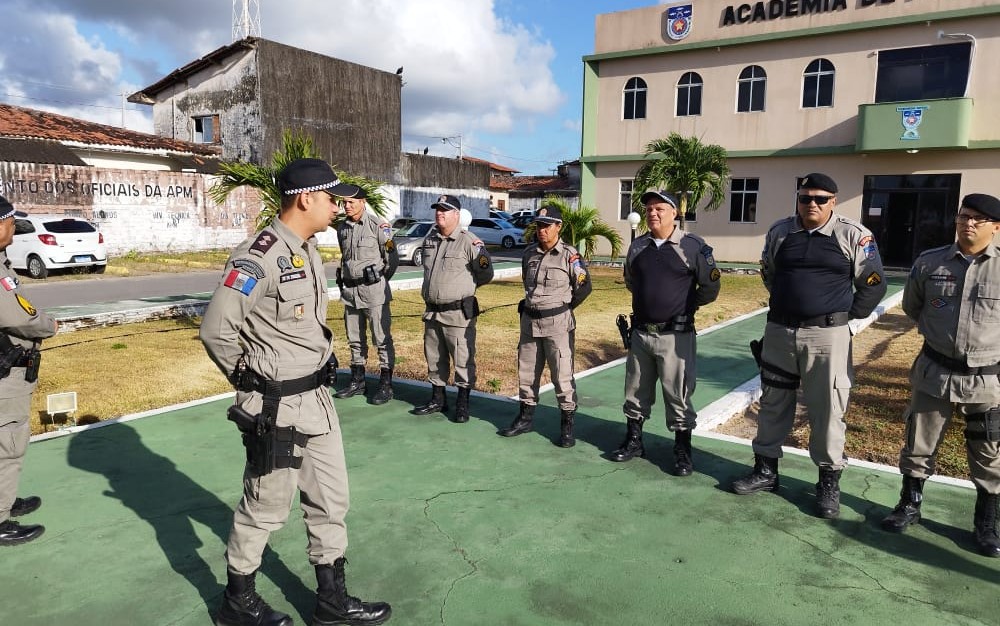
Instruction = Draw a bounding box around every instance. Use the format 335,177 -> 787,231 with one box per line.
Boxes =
665,4 -> 693,41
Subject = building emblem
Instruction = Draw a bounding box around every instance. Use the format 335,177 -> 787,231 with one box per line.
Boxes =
897,105 -> 929,141
666,4 -> 693,41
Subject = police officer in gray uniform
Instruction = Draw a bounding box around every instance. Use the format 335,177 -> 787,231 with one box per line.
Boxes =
201,159 -> 390,626
498,205 -> 592,447
334,187 -> 399,405
881,193 -> 1000,557
411,195 -> 494,423
732,173 -> 886,520
0,195 -> 56,547
609,191 -> 720,476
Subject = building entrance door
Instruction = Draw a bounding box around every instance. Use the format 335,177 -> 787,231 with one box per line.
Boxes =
861,174 -> 960,267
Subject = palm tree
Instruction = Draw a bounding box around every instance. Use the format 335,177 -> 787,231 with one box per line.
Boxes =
523,196 -> 624,260
209,129 -> 392,230
631,133 -> 730,231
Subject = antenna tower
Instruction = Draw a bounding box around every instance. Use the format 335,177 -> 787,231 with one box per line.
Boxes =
232,0 -> 261,41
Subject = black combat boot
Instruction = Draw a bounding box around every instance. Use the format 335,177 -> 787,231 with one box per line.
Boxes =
411,385 -> 447,415
11,496 -> 41,517
313,558 -> 392,626
880,475 -> 924,533
0,519 -> 45,546
370,369 -> 393,405
608,418 -> 644,462
335,365 -> 367,399
731,454 -> 779,495
673,429 -> 693,477
816,468 -> 842,519
973,488 -> 1000,558
215,570 -> 292,626
453,387 -> 471,423
558,410 -> 575,448
498,403 -> 534,437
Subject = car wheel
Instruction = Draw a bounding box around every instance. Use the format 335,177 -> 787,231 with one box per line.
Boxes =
501,235 -> 515,249
27,255 -> 48,279
412,249 -> 423,266
91,264 -> 106,274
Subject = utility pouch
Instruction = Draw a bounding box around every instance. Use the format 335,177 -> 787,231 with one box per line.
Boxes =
363,264 -> 381,285
325,355 -> 339,387
272,426 -> 305,470
23,349 -> 41,383
616,314 -> 631,350
984,407 -> 1000,443
461,296 -> 480,320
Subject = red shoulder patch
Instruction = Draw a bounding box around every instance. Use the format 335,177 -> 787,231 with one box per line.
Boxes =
250,231 -> 277,255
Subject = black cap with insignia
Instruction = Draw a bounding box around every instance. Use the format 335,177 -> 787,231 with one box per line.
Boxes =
277,158 -> 360,197
0,194 -> 14,220
432,194 -> 461,211
961,193 -> 1000,221
799,173 -> 838,194
534,206 -> 563,224
640,190 -> 678,208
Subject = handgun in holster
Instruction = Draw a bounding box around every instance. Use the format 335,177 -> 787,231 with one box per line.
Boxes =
227,404 -> 275,477
616,314 -> 632,350
0,345 -> 26,380
461,296 -> 481,320
749,338 -> 763,368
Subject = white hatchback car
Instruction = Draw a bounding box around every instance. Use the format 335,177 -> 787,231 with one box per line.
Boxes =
8,212 -> 108,279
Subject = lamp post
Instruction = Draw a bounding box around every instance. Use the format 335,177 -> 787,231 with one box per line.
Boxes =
459,208 -> 472,231
627,211 -> 641,242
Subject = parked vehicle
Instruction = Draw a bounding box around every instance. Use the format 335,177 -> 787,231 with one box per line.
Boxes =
391,216 -> 418,234
511,210 -> 536,219
509,215 -> 535,229
393,221 -> 434,265
468,218 -> 525,249
7,212 -> 107,279
489,209 -> 515,222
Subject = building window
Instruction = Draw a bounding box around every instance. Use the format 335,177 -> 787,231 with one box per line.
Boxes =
730,178 -> 758,223
619,180 -> 634,220
737,65 -> 766,113
623,77 -> 647,120
676,72 -> 703,117
875,42 -> 971,102
802,59 -> 835,108
193,115 -> 220,144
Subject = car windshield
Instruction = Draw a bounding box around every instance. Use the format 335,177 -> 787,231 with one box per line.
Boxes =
492,211 -> 513,221
43,219 -> 95,233
496,220 -> 517,229
401,222 -> 432,237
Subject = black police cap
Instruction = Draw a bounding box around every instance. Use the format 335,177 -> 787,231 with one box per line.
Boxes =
799,173 -> 838,194
277,158 -> 359,197
640,190 -> 678,208
0,194 -> 13,220
432,194 -> 461,211
534,205 -> 563,224
961,193 -> 1000,221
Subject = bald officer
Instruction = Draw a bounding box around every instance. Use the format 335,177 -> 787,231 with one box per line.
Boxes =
609,191 -> 720,476
334,187 -> 399,405
0,195 -> 56,547
881,193 -> 1000,558
411,195 -> 494,423
201,159 -> 390,626
731,173 -> 886,520
498,204 -> 592,447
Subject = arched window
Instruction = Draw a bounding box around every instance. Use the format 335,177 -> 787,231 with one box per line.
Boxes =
803,59 -> 835,108
737,65 -> 766,112
623,77 -> 647,120
676,72 -> 703,117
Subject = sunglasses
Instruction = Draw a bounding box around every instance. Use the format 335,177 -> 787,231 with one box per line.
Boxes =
955,213 -> 996,225
797,194 -> 834,206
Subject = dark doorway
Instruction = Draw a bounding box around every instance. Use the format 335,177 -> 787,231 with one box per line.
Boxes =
861,174 -> 961,267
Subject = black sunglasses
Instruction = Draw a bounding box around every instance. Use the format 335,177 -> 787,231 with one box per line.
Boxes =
797,194 -> 834,206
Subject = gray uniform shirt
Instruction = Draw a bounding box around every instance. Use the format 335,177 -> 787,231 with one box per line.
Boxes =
200,219 -> 334,434
420,226 -> 494,327
335,211 -> 398,309
522,240 -> 592,337
903,241 -> 1000,402
0,252 -> 56,399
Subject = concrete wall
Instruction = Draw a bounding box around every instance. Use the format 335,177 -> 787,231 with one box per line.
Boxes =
0,161 -> 260,255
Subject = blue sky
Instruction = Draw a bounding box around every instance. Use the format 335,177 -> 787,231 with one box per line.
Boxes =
0,0 -> 666,175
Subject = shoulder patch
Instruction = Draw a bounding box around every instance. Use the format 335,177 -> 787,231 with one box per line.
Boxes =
700,244 -> 716,266
1,275 -> 17,291
866,271 -> 882,286
380,223 -> 392,238
478,253 -> 491,269
710,268 -> 721,282
385,239 -> 395,252
249,231 -> 278,256
223,269 -> 258,296
16,294 -> 36,315
231,258 -> 266,279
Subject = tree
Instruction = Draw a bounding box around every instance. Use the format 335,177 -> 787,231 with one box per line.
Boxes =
523,196 -> 624,260
209,129 -> 392,230
631,133 -> 730,231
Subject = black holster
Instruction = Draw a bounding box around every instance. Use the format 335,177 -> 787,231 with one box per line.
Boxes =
227,404 -> 308,477
461,295 -> 480,320
616,314 -> 631,350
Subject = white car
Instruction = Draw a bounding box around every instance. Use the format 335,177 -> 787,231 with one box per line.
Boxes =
468,218 -> 525,249
8,212 -> 108,279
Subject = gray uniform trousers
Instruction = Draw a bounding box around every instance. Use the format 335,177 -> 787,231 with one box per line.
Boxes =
343,302 -> 394,369
753,322 -> 852,469
424,319 -> 476,389
226,389 -> 349,574
901,387 -> 1000,493
0,392 -> 31,523
518,323 -> 577,411
623,328 -> 697,431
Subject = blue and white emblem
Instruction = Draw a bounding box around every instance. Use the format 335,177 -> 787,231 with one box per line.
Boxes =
666,4 -> 693,41
897,105 -> 928,140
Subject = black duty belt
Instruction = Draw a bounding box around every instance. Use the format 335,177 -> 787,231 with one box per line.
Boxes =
767,311 -> 849,328
524,303 -> 570,320
633,315 -> 695,334
341,271 -> 383,288
237,364 -> 331,396
425,300 -> 465,313
921,343 -> 1000,375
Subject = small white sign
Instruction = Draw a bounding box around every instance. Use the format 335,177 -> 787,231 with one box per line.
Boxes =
869,207 -> 883,217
